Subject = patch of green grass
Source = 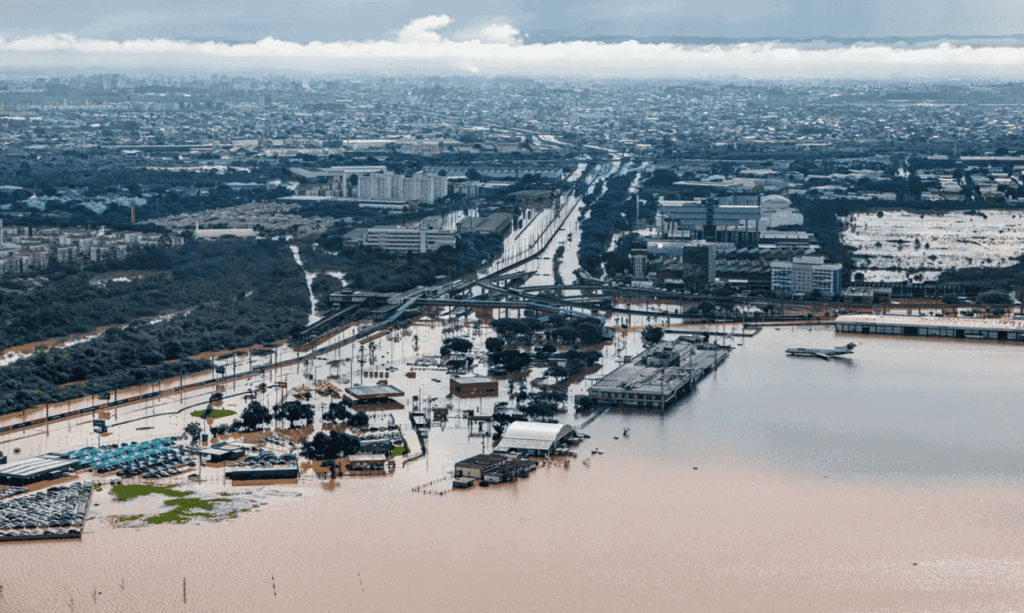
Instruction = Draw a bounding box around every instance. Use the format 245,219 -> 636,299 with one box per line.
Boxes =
113,514 -> 143,523
145,497 -> 233,525
390,446 -> 407,458
189,409 -> 237,419
93,483 -> 103,491
111,484 -> 189,502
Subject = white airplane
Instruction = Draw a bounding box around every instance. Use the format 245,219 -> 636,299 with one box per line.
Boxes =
786,342 -> 858,360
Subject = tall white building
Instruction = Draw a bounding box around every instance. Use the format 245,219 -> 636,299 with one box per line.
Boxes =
357,172 -> 447,204
361,227 -> 456,253
770,256 -> 843,297
292,167 -> 448,204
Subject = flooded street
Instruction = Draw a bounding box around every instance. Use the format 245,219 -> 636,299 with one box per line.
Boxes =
4,323 -> 1024,612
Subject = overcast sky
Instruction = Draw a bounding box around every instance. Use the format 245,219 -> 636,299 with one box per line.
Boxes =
2,0 -> 1021,42
2,1 -> 1023,77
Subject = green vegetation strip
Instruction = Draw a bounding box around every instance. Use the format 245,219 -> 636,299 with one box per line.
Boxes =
113,514 -> 143,523
111,483 -> 234,525
190,409 -> 237,419
146,497 -> 231,525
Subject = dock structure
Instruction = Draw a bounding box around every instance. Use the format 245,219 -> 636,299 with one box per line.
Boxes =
585,339 -> 729,409
835,314 -> 1024,342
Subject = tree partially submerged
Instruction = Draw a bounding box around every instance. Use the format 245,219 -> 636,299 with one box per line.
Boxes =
302,430 -> 361,460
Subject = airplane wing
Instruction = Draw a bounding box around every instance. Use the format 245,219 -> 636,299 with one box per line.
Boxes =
811,352 -> 831,360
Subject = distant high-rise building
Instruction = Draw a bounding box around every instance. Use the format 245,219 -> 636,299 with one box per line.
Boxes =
770,256 -> 842,297
657,199 -> 760,244
630,248 -> 648,277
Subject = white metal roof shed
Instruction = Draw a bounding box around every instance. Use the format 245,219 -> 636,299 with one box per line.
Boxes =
495,422 -> 575,454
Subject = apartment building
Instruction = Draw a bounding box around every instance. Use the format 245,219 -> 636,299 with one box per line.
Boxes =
770,256 -> 843,297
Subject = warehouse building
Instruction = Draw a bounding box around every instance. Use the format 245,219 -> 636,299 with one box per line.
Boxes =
344,385 -> 405,411
449,375 -> 499,398
454,453 -> 536,485
201,442 -> 248,463
226,463 -> 299,481
494,421 -> 575,456
835,314 -> 1024,342
0,454 -> 78,486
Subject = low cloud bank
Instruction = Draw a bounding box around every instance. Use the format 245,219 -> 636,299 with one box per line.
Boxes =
3,15 -> 1023,78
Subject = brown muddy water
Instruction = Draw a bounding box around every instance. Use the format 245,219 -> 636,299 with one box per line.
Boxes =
2,326 -> 1024,612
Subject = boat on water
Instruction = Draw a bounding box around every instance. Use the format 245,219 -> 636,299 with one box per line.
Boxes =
786,342 -> 858,360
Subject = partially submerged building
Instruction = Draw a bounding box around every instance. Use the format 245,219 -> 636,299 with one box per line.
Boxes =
585,339 -> 729,409
835,314 -> 1024,342
454,453 -> 537,485
201,442 -> 247,464
0,454 -> 78,486
344,385 -> 405,411
449,375 -> 499,398
493,421 -> 576,456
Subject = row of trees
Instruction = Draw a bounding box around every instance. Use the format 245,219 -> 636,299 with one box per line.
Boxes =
300,233 -> 504,294
0,240 -> 310,416
578,173 -> 638,277
0,238 -> 309,351
302,430 -> 361,460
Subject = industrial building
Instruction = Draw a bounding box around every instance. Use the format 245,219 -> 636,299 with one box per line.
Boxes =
493,421 -> 576,456
0,454 -> 78,486
449,375 -> 499,398
226,464 -> 299,481
344,385 -> 405,411
342,217 -> 458,253
835,315 -> 1024,342
586,339 -> 729,409
347,454 -> 391,473
770,255 -> 843,297
200,442 -> 247,463
456,213 -> 513,235
454,453 -> 537,484
657,200 -> 760,243
651,241 -> 716,290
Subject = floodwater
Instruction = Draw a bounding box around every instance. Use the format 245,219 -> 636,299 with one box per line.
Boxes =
4,325 -> 1024,612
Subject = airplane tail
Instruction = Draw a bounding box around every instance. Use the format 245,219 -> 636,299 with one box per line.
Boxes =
845,342 -> 858,351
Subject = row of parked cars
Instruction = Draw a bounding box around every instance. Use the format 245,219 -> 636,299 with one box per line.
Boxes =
113,449 -> 196,479
227,451 -> 297,468
0,482 -> 91,531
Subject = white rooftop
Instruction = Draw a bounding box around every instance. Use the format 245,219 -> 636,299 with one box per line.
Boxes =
495,422 -> 575,452
835,314 -> 1024,331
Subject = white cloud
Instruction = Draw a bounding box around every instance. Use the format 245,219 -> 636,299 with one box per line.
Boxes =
2,15 -> 1024,78
456,23 -> 522,45
395,14 -> 453,44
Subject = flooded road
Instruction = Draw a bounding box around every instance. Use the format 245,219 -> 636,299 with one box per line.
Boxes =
4,324 -> 1024,612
